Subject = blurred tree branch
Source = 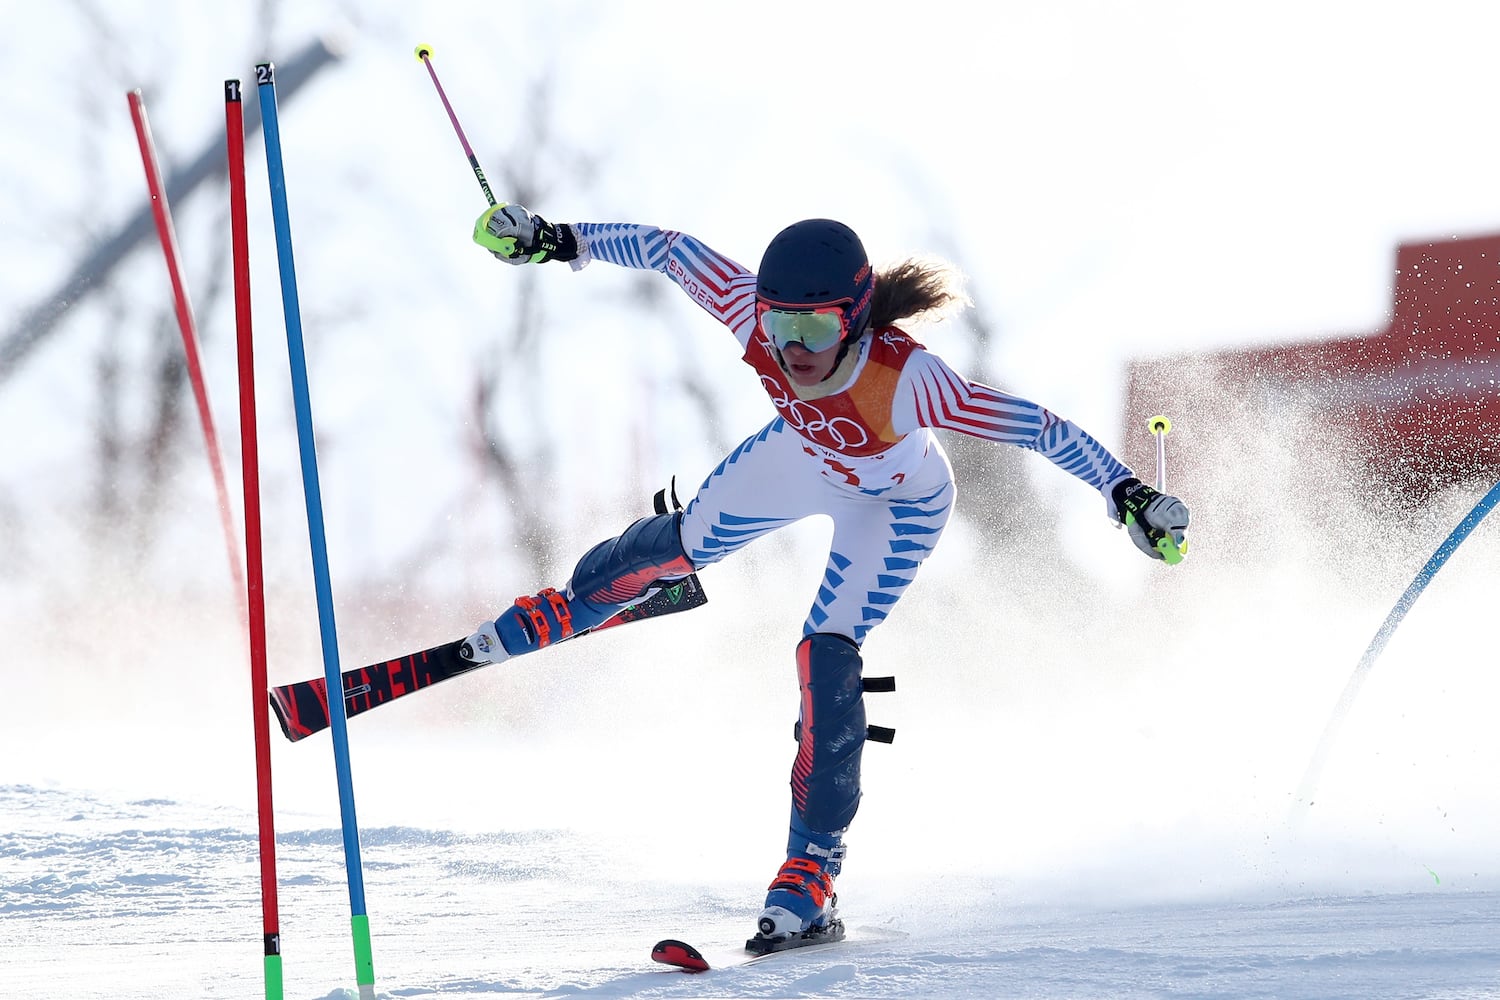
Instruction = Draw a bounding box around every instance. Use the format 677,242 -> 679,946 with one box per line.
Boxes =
0,36 -> 341,387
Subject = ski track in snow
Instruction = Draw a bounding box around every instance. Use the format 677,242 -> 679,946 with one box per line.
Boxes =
4,784 -> 1499,1000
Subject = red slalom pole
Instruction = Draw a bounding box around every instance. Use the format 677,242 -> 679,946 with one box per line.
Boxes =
126,89 -> 247,619
225,78 -> 283,1000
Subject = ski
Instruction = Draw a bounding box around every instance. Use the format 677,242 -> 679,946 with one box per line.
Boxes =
651,919 -> 846,973
269,574 -> 707,742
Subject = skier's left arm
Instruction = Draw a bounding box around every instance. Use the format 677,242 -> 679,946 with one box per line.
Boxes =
895,350 -> 1190,561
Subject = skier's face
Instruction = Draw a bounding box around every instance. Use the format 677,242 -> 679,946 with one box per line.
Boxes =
780,339 -> 842,386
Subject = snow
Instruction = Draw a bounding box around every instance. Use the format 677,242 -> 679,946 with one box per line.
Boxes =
5,781 -> 1498,1000
4,539 -> 1500,998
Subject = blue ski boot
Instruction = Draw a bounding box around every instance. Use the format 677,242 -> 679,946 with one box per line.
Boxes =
463,586 -> 616,664
464,512 -> 694,664
757,821 -> 844,938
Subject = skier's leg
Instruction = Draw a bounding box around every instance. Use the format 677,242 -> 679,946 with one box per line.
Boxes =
804,477 -> 955,644
467,418 -> 823,663
761,468 -> 955,936
469,511 -> 695,661
676,418 -> 822,569
759,631 -> 864,936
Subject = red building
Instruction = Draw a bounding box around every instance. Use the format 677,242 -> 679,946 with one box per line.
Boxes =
1123,232 -> 1500,500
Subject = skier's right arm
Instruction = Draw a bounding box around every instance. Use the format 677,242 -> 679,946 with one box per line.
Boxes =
473,204 -> 758,346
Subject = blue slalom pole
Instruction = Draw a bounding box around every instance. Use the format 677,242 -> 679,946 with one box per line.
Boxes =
1292,478 -> 1500,818
255,61 -> 377,999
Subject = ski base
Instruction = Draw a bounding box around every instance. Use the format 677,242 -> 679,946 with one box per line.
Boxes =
746,917 -> 846,956
651,919 -> 845,973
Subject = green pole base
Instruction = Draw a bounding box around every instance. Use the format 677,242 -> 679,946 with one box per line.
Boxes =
263,953 -> 284,1000
351,913 -> 376,999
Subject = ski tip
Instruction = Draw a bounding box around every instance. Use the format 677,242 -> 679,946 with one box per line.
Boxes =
651,938 -> 710,972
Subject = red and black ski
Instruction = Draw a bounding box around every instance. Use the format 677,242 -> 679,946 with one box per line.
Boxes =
269,574 -> 707,742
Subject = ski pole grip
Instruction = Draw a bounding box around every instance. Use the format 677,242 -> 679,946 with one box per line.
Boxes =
1125,511 -> 1186,565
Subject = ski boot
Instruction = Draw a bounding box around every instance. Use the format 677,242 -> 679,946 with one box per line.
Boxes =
758,855 -> 838,938
748,849 -> 847,955
753,817 -> 846,948
462,586 -> 618,664
464,512 -> 694,665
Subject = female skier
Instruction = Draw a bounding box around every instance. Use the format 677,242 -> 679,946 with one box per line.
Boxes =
459,204 -> 1190,946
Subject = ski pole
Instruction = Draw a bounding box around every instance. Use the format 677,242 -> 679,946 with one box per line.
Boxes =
1145,414 -> 1184,564
1148,414 -> 1170,491
414,43 -> 497,207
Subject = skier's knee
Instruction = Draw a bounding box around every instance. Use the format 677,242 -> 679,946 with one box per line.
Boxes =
570,512 -> 695,607
791,632 -> 867,833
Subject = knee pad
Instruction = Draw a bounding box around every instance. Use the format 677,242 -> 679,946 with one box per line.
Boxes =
791,633 -> 868,834
570,512 -> 695,607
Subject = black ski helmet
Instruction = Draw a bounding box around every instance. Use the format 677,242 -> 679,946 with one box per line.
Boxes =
756,219 -> 875,344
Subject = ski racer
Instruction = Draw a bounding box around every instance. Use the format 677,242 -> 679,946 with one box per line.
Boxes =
459,205 -> 1191,946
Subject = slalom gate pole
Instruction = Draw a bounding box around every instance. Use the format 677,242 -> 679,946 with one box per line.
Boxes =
126,88 -> 248,622
225,78 -> 284,1000
1292,478 -> 1500,818
254,61 -> 377,1000
414,44 -> 497,206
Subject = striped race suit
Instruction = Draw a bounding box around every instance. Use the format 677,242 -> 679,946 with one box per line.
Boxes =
572,222 -> 1136,646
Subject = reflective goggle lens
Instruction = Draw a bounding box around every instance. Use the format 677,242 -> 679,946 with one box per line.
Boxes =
759,306 -> 847,353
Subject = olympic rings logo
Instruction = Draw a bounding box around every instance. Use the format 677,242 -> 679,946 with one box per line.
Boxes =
760,376 -> 870,450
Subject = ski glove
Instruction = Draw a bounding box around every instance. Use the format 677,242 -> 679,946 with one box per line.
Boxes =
472,203 -> 579,264
1110,477 -> 1190,563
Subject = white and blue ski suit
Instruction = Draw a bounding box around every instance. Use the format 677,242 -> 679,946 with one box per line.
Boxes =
491,221 -> 1139,907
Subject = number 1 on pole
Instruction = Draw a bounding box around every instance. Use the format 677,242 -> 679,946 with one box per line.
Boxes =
414,43 -> 498,207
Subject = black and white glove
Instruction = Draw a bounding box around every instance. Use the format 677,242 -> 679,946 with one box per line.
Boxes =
471,203 -> 579,264
1110,477 -> 1190,562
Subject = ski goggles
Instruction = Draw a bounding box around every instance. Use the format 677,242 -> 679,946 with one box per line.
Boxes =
757,302 -> 850,354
